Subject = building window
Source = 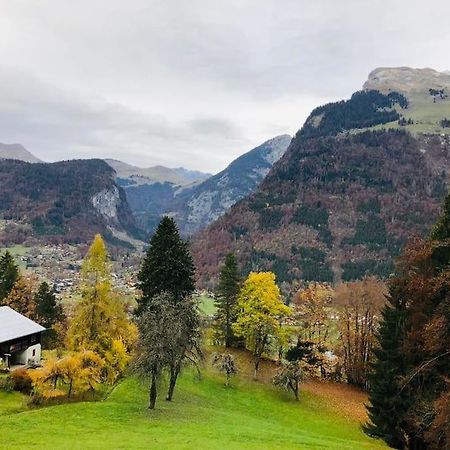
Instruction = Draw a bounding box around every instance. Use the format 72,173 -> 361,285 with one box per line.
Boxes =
32,349 -> 36,357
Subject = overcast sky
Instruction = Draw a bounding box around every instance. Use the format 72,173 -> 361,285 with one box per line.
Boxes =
0,0 -> 449,173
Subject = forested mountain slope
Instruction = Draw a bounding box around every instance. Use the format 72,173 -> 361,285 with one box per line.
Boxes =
192,68 -> 450,288
0,159 -> 141,246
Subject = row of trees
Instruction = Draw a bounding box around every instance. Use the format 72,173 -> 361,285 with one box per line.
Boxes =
366,194 -> 450,449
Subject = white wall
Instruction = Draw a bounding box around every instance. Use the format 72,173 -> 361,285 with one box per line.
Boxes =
14,344 -> 41,365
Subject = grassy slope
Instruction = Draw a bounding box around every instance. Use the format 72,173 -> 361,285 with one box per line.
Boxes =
0,371 -> 386,450
355,93 -> 450,135
197,295 -> 217,317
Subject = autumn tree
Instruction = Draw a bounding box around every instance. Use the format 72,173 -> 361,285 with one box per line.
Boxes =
136,217 -> 195,315
4,274 -> 39,320
233,272 -> 291,379
290,282 -> 333,376
367,192 -> 450,448
214,253 -> 241,347
0,251 -> 19,304
67,235 -> 137,369
334,277 -> 386,388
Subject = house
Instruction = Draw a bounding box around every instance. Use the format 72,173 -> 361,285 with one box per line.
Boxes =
0,306 -> 45,370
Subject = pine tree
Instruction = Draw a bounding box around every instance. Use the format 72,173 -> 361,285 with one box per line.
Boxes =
136,216 -> 195,315
35,281 -> 60,328
214,253 -> 240,347
0,251 -> 19,304
365,285 -> 409,449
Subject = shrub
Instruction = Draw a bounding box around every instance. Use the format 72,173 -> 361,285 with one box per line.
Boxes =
10,368 -> 33,393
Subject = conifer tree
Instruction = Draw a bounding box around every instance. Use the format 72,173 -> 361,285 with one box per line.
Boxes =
136,216 -> 195,315
365,285 -> 409,449
0,251 -> 19,304
35,281 -> 60,328
67,234 -> 137,357
35,281 -> 65,348
214,253 -> 240,347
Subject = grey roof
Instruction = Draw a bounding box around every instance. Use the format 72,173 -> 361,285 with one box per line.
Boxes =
0,306 -> 45,343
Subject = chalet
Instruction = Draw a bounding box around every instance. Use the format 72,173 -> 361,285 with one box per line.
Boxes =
0,306 -> 45,370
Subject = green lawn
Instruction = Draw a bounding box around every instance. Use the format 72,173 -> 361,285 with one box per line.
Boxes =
0,371 -> 386,449
197,295 -> 217,317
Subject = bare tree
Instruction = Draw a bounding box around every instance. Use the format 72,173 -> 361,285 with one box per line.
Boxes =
334,277 -> 386,388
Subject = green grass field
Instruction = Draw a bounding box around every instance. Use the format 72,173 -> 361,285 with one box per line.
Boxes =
197,295 -> 217,317
0,369 -> 386,449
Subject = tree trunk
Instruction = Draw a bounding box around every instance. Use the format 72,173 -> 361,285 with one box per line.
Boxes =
253,357 -> 260,380
166,364 -> 180,401
149,372 -> 157,409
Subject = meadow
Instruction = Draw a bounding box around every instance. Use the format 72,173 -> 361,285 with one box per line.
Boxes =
0,359 -> 386,450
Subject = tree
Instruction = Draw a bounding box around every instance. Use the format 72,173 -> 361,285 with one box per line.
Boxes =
4,274 -> 39,320
291,282 -> 333,377
165,296 -> 201,402
233,272 -> 291,379
364,286 -> 409,449
0,251 -> 19,304
211,352 -> 238,386
67,235 -> 137,363
334,277 -> 386,388
134,293 -> 181,409
214,253 -> 241,347
366,192 -> 450,448
35,281 -> 65,348
273,361 -> 303,401
136,217 -> 195,315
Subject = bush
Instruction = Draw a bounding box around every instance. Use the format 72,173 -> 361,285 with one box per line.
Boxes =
0,376 -> 14,392
10,368 -> 33,393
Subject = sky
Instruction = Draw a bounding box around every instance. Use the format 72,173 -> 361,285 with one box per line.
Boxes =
0,0 -> 449,173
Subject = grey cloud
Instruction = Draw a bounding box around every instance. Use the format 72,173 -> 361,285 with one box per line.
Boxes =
0,0 -> 449,171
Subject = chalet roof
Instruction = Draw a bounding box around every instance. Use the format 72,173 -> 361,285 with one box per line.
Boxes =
0,306 -> 45,343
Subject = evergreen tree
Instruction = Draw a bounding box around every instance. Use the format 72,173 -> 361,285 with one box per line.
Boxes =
214,253 -> 240,347
0,251 -> 19,304
365,284 -> 409,449
35,281 -> 60,328
136,217 -> 195,315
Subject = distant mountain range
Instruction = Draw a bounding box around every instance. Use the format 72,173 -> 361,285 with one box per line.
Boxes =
191,67 -> 450,288
122,135 -> 292,235
0,143 -> 42,163
0,136 -> 291,245
104,159 -> 211,187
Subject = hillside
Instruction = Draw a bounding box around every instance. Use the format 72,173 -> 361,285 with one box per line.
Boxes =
0,159 -> 141,247
0,143 -> 42,163
124,135 -> 291,235
0,369 -> 386,449
192,68 -> 450,288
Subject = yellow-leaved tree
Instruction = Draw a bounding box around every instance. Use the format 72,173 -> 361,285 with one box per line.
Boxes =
233,272 -> 291,379
67,234 -> 137,381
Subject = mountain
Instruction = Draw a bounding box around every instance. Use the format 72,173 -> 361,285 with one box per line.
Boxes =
0,143 -> 42,163
0,159 -> 141,247
191,68 -> 450,289
122,135 -> 291,236
174,135 -> 292,235
105,159 -> 210,186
